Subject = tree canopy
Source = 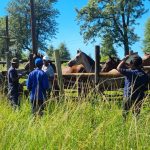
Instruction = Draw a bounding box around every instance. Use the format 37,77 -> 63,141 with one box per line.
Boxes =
6,0 -> 59,55
47,43 -> 71,60
143,18 -> 150,53
101,34 -> 117,62
76,0 -> 149,56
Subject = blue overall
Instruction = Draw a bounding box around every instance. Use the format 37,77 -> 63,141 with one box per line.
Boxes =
27,68 -> 49,115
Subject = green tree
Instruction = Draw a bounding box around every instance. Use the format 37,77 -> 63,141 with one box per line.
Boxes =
101,34 -> 117,62
47,45 -> 55,60
47,43 -> 71,60
57,43 -> 70,60
76,0 -> 149,56
0,17 -> 23,59
6,0 -> 59,53
143,18 -> 150,53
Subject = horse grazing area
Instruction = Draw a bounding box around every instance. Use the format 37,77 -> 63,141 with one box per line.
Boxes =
0,91 -> 150,149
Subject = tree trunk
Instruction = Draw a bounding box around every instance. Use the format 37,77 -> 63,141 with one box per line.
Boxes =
123,34 -> 129,56
124,42 -> 129,56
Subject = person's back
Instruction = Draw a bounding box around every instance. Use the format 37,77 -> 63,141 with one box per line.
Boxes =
27,68 -> 49,101
27,58 -> 49,115
122,68 -> 148,100
117,54 -> 149,119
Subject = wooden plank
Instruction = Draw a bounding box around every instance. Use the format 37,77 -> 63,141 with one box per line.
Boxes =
58,72 -> 123,77
95,45 -> 100,85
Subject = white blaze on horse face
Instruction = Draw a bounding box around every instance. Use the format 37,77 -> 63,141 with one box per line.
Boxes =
68,51 -> 95,72
74,53 -> 82,64
68,52 -> 82,66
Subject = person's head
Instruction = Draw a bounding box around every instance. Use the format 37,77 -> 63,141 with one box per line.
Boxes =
35,58 -> 43,69
11,57 -> 19,68
43,56 -> 50,66
130,55 -> 143,69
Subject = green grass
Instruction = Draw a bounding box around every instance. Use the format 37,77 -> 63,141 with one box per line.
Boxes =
0,93 -> 150,150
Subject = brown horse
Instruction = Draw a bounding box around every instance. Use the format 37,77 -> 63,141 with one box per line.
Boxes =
102,53 -> 150,74
62,64 -> 85,74
68,50 -> 101,72
67,51 -> 125,92
142,53 -> 150,66
101,56 -> 121,72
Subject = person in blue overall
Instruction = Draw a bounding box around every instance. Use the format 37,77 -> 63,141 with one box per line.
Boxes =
7,58 -> 20,109
117,55 -> 149,120
27,58 -> 49,115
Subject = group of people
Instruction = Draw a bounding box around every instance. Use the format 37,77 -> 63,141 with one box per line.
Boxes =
7,53 -> 149,119
7,56 -> 54,115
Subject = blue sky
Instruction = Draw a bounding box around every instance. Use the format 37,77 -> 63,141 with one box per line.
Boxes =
0,0 -> 150,59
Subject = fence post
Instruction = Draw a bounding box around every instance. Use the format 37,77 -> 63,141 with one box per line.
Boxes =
95,45 -> 100,88
54,50 -> 64,95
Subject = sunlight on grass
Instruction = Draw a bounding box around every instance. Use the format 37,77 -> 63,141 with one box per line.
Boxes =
0,92 -> 150,149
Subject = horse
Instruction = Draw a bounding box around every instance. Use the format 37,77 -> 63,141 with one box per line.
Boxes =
62,64 -> 85,74
67,51 -> 125,93
68,50 -> 101,72
142,53 -> 150,66
102,53 -> 150,74
101,56 -> 121,72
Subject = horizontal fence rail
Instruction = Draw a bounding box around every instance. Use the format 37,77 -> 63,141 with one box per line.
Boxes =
0,60 -> 106,65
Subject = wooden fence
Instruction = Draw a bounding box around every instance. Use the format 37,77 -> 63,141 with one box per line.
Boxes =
54,70 -> 150,97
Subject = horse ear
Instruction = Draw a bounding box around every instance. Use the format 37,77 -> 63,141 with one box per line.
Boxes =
77,49 -> 81,54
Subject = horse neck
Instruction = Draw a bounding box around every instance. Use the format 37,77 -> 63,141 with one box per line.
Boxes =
142,57 -> 150,66
82,56 -> 94,72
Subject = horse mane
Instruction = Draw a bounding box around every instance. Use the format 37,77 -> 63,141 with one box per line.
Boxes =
82,52 -> 95,67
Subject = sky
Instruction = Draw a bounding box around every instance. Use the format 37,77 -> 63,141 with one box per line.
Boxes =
0,0 -> 150,59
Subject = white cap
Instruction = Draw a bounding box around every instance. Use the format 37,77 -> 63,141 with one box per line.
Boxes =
43,56 -> 50,61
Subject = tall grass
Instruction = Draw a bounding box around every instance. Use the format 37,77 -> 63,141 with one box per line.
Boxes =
0,93 -> 150,150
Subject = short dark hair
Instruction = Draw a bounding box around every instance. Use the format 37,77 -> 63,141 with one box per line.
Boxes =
131,56 -> 142,67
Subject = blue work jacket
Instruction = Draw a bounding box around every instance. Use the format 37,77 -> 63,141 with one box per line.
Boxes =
27,68 -> 49,101
119,68 -> 149,100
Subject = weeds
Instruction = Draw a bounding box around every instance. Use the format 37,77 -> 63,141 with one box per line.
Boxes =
0,93 -> 150,150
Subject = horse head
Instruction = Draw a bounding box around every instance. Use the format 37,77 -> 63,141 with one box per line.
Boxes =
68,50 -> 95,72
142,53 -> 150,66
68,50 -> 83,67
102,56 -> 120,72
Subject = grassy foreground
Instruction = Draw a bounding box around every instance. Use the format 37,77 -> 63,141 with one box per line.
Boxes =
0,94 -> 150,150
